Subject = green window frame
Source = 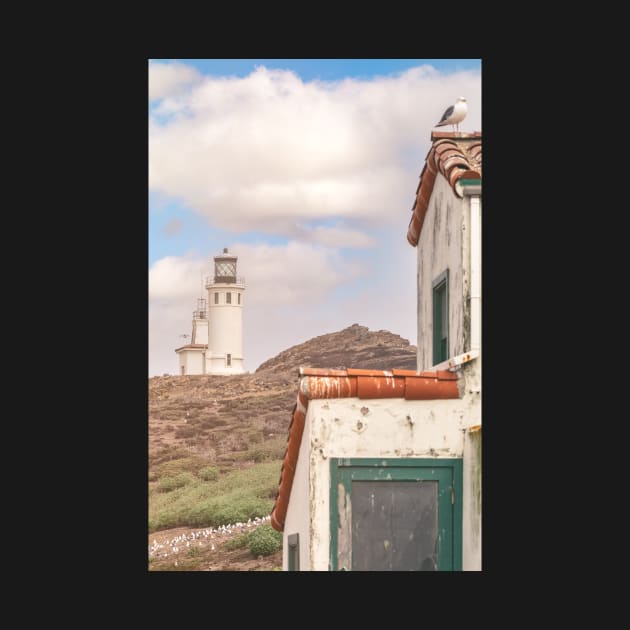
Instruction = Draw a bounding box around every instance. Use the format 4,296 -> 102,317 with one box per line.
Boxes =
330,458 -> 462,571
433,270 -> 449,364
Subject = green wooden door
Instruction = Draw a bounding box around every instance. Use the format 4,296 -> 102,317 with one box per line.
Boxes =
330,458 -> 462,571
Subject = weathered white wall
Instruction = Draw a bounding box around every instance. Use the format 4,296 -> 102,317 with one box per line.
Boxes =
282,414 -> 311,571
416,173 -> 470,370
206,355 -> 244,375
177,352 -> 186,375
192,319 -> 208,345
206,283 -> 244,375
462,424 -> 481,570
301,391 -> 480,570
411,173 -> 482,568
176,349 -> 205,375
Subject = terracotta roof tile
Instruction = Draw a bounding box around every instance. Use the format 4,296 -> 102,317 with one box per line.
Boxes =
407,131 -> 482,247
270,367 -> 460,532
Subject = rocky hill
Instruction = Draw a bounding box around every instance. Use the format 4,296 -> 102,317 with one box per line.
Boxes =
256,324 -> 417,374
149,324 -> 417,465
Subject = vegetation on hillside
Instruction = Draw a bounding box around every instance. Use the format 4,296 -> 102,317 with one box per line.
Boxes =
148,324 -> 418,569
149,458 -> 281,533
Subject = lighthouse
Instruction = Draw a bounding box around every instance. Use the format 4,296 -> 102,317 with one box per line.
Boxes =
205,248 -> 245,375
175,248 -> 245,376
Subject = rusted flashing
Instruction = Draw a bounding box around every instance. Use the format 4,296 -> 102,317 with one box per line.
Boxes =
270,367 -> 461,532
431,131 -> 482,140
346,368 -> 393,376
407,132 -> 482,247
299,367 -> 348,377
431,350 -> 480,372
468,424 -> 482,433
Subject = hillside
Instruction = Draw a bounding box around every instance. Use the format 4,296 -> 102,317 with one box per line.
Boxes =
256,324 -> 417,373
148,324 -> 417,570
149,324 -> 417,465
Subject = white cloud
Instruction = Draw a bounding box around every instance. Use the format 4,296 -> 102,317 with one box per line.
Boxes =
149,256 -> 206,300
301,224 -> 376,249
149,64 -> 481,240
147,62 -> 481,376
232,240 -> 359,305
148,61 -> 202,101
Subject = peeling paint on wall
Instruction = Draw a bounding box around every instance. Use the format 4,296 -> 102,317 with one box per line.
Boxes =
470,428 -> 481,544
417,173 -> 468,371
337,482 -> 352,570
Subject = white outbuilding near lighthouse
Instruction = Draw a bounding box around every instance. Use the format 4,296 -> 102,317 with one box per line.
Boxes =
270,131 -> 482,571
175,248 -> 245,375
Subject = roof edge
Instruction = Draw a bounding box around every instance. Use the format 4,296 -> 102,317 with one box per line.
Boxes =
174,344 -> 208,353
407,134 -> 482,247
270,368 -> 460,532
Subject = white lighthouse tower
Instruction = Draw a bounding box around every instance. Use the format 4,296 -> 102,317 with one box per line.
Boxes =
204,248 -> 245,375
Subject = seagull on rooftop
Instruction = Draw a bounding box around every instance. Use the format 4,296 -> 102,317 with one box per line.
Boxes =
435,96 -> 468,132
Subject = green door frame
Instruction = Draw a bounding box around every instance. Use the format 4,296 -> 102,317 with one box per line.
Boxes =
329,458 -> 462,571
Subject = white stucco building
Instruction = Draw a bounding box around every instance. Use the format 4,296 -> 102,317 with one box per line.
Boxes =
175,248 -> 245,376
270,131 -> 482,571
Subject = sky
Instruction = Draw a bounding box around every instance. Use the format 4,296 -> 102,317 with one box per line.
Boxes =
148,58 -> 481,376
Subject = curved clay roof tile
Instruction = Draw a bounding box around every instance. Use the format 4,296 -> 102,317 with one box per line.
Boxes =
406,133 -> 482,246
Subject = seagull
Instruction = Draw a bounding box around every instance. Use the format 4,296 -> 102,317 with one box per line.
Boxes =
435,96 -> 468,132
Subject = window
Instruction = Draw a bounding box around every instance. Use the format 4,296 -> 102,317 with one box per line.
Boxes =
226,292 -> 231,304
214,292 -> 219,305
215,260 -> 236,282
330,458 -> 462,571
288,533 -> 299,571
432,270 -> 449,364
238,293 -> 241,305
226,353 -> 231,367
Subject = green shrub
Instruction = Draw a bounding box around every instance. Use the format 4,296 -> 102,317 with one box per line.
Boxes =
248,524 -> 282,557
149,460 -> 281,532
149,510 -> 186,532
247,436 -> 287,463
199,466 -> 219,481
188,495 -> 272,529
225,531 -> 253,550
150,445 -> 189,467
159,472 -> 195,492
156,455 -> 207,477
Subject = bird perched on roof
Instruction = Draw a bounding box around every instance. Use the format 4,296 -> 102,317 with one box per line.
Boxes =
435,96 -> 468,132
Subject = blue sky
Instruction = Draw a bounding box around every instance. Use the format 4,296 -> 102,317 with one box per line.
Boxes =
152,58 -> 480,83
149,59 -> 481,376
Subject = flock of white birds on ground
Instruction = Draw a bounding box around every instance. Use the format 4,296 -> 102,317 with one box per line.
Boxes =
149,515 -> 271,562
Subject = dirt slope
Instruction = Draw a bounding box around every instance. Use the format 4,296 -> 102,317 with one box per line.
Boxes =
149,324 -> 417,570
149,324 -> 417,466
